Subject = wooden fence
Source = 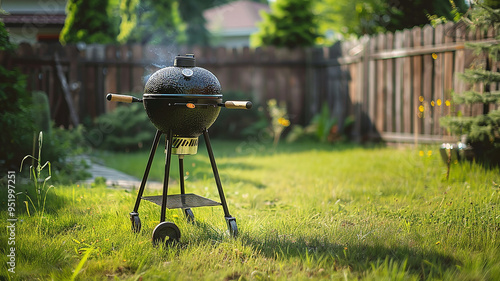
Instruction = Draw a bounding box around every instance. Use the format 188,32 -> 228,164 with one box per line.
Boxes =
4,22 -> 498,143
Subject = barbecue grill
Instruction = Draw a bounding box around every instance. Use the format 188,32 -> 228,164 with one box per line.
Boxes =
106,54 -> 251,245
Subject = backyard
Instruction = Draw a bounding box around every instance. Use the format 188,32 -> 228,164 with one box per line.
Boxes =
1,140 -> 499,280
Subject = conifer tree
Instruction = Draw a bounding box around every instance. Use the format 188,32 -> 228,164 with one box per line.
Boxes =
441,3 -> 500,166
117,0 -> 186,45
251,0 -> 319,48
60,0 -> 118,44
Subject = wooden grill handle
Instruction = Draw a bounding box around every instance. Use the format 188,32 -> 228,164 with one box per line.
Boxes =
223,101 -> 252,109
106,93 -> 142,103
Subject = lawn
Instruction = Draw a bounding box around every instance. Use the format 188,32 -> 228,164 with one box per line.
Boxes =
1,140 -> 499,280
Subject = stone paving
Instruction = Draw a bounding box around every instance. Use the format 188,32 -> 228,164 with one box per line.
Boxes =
80,155 -> 163,190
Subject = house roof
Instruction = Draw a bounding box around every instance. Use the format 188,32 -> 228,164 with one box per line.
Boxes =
203,0 -> 270,33
0,13 -> 66,26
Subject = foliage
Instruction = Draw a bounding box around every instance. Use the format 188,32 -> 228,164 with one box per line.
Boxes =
266,99 -> 290,146
2,142 -> 500,280
0,23 -> 34,172
482,0 -> 500,9
60,0 -> 118,44
314,0 -> 469,42
315,0 -> 388,42
428,0 -> 466,26
286,104 -> 354,143
251,0 -> 320,48
117,0 -> 186,45
45,126 -> 92,183
0,21 -> 15,52
208,91 -> 262,140
386,0 -> 469,32
177,0 -> 211,46
20,132 -> 54,234
93,100 -> 156,151
440,3 -> 500,166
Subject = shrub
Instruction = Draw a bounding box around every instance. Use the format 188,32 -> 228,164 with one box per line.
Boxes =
440,4 -> 500,166
93,99 -> 156,151
209,91 -> 264,140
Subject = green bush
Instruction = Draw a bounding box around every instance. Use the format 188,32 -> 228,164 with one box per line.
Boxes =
439,4 -> 500,166
286,104 -> 354,143
93,100 -> 156,151
209,91 -> 266,140
0,22 -> 34,171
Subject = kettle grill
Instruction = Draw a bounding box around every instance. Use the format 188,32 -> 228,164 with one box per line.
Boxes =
106,54 -> 252,245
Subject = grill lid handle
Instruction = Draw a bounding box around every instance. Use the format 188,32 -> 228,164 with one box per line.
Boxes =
174,54 -> 196,67
106,93 -> 143,103
221,101 -> 253,110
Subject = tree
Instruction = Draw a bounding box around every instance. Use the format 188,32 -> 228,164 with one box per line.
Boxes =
385,0 -> 469,32
315,0 -> 469,42
483,0 -> 500,9
440,3 -> 500,166
177,0 -> 210,46
117,0 -> 186,45
60,0 -> 118,44
251,0 -> 320,48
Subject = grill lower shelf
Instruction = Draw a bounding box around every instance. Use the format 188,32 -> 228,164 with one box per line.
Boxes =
142,193 -> 221,209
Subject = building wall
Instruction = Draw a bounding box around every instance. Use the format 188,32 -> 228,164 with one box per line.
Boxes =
2,0 -> 67,44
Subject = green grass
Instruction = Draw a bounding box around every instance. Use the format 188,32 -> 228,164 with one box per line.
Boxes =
1,140 -> 499,280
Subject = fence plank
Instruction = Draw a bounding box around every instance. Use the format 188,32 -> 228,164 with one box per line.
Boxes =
412,26 -> 423,144
105,45 -> 118,113
385,33 -> 394,133
433,24 -> 444,135
376,33 -> 386,133
403,29 -> 412,134
131,44 -> 144,93
367,36 -> 377,136
119,45 -> 132,93
442,22 -> 455,137
394,30 -> 404,133
422,25 -> 434,135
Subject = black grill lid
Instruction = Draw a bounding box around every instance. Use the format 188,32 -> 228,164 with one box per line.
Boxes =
143,54 -> 221,98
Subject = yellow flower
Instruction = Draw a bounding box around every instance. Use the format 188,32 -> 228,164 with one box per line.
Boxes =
431,101 -> 435,107
419,105 -> 424,112
436,99 -> 442,106
419,96 -> 424,103
278,117 -> 290,127
427,150 -> 432,156
445,100 -> 451,106
419,151 -> 424,157
432,53 -> 438,60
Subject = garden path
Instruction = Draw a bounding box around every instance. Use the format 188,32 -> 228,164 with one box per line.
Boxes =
79,155 -> 163,190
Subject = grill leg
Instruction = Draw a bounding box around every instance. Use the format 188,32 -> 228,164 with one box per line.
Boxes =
203,130 -> 231,217
203,130 -> 238,237
160,130 -> 173,223
179,155 -> 185,195
132,130 -> 162,213
179,155 -> 194,222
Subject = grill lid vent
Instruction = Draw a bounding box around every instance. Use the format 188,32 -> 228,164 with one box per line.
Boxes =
174,54 -> 195,67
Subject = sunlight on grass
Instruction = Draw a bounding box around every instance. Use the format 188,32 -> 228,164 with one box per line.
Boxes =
1,141 -> 499,280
